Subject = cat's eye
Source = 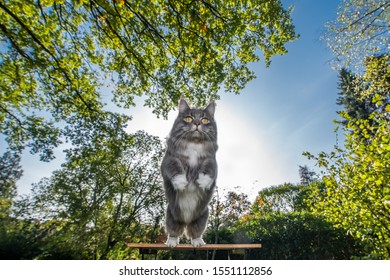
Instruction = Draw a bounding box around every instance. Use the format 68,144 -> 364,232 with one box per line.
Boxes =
201,118 -> 210,124
183,116 -> 193,123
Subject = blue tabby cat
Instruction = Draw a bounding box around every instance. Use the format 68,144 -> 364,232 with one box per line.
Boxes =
161,98 -> 218,247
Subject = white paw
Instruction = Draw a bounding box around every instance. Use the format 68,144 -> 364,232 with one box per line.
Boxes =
196,173 -> 213,190
165,237 -> 179,248
172,174 -> 188,191
191,238 -> 205,248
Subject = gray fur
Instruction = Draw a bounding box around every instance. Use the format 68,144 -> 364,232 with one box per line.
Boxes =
161,98 -> 218,247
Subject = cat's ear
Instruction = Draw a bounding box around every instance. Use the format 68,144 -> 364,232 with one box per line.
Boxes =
205,100 -> 216,117
178,98 -> 190,114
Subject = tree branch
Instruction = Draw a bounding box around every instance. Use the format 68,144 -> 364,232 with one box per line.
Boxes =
89,1 -> 158,84
0,1 -> 98,115
0,22 -> 31,61
340,2 -> 390,32
0,103 -> 24,128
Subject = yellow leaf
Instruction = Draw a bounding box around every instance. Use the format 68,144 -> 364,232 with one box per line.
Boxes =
200,23 -> 207,34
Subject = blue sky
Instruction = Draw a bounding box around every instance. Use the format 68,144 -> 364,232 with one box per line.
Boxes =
16,0 -> 342,201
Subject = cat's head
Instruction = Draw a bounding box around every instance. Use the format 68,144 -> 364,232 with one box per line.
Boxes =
170,98 -> 217,144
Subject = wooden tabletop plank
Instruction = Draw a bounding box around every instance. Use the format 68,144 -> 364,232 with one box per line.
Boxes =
127,243 -> 262,250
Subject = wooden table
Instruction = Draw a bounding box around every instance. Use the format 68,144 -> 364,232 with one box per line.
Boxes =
127,243 -> 262,260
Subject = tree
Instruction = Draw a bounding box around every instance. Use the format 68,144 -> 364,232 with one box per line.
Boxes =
309,1 -> 390,258
251,183 -> 308,215
0,151 -> 48,260
0,0 -> 298,159
306,56 -> 390,259
24,131 -> 165,259
324,0 -> 390,70
0,150 -> 24,259
238,182 -> 366,259
205,188 -> 251,260
0,150 -> 22,218
336,68 -> 374,127
298,165 -> 316,186
243,212 -> 365,260
207,189 -> 251,242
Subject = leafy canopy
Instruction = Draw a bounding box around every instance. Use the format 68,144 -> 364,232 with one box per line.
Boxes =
306,0 -> 390,259
324,0 -> 390,70
305,56 -> 390,259
0,0 -> 298,159
22,131 -> 165,259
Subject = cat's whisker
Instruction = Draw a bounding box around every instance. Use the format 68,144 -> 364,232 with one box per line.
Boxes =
172,130 -> 188,146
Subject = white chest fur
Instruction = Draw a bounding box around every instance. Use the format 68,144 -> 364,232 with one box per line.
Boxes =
181,143 -> 205,167
178,189 -> 201,223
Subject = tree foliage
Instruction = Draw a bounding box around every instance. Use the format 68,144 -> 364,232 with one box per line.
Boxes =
0,0 -> 298,159
251,183 -> 308,215
336,68 -> 374,128
324,0 -> 390,70
244,212 -> 365,260
209,189 -> 251,231
0,150 -> 22,217
207,189 -> 251,246
298,165 -> 316,186
0,150 -> 25,259
7,131 -> 165,259
307,0 -> 390,259
239,182 -> 366,259
306,56 -> 390,259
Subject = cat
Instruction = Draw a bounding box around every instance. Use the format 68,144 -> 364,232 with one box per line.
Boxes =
161,98 -> 218,247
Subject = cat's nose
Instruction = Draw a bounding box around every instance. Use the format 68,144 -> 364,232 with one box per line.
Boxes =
193,120 -> 201,126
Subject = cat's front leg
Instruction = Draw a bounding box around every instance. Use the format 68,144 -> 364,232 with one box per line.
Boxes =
162,156 -> 188,191
196,173 -> 214,190
171,174 -> 188,191
196,158 -> 216,190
